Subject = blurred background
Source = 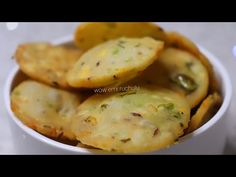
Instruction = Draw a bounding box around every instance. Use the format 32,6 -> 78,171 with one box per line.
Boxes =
0,22 -> 235,154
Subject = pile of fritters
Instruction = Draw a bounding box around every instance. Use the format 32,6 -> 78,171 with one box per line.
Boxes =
11,22 -> 222,153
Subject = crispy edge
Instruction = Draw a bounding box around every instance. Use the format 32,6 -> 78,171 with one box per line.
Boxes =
185,92 -> 222,134
74,22 -> 169,51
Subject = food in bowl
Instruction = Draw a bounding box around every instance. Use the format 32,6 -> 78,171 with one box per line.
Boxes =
15,43 -> 82,88
74,22 -> 169,51
71,86 -> 190,153
67,37 -> 164,88
11,80 -> 82,140
128,47 -> 209,108
10,22 -> 222,153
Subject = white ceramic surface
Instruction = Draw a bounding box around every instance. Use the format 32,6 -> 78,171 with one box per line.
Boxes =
4,35 -> 232,154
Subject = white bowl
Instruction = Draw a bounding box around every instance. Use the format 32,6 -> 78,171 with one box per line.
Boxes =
4,36 -> 232,154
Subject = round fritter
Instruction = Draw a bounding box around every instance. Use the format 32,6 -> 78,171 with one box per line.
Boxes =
71,86 -> 190,153
67,37 -> 164,88
166,31 -> 219,94
186,92 -> 222,133
15,43 -> 82,88
129,47 -> 209,108
74,22 -> 169,51
11,80 -> 82,140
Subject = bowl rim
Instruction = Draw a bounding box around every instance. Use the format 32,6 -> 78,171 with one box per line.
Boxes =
4,35 -> 232,154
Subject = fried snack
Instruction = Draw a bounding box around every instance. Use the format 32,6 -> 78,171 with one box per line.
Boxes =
185,92 -> 222,133
67,37 -> 164,88
166,31 -> 220,93
11,80 -> 82,140
74,22 -> 168,51
15,43 -> 82,88
71,86 -> 190,153
128,47 -> 209,108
